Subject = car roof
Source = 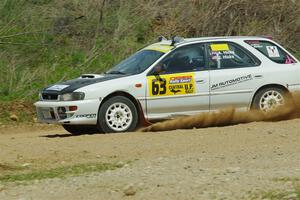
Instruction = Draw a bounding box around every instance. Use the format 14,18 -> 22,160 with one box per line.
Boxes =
144,36 -> 272,53
184,36 -> 271,43
162,36 -> 271,46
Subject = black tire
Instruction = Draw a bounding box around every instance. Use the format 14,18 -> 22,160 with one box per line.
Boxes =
62,125 -> 100,135
98,96 -> 138,133
252,87 -> 287,111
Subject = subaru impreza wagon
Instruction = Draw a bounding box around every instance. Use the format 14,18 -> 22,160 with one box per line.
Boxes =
34,36 -> 300,134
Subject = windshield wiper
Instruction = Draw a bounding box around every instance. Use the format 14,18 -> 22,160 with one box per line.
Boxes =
105,71 -> 126,75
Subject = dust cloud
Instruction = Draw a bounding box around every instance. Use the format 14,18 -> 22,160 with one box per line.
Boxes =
141,92 -> 300,132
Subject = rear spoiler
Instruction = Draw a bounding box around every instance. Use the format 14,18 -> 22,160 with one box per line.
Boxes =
261,35 -> 273,40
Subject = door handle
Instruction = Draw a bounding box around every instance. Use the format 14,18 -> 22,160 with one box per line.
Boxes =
196,79 -> 205,83
254,74 -> 263,79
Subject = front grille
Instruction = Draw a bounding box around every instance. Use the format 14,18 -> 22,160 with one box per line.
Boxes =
36,107 -> 57,121
42,93 -> 58,100
57,107 -> 67,120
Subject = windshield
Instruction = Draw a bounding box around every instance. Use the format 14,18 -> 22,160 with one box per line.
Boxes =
106,50 -> 164,75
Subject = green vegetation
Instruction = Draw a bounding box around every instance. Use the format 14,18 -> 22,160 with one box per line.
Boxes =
0,162 -> 124,183
249,177 -> 300,200
295,52 -> 300,60
257,187 -> 300,200
273,177 -> 300,182
0,0 -> 299,101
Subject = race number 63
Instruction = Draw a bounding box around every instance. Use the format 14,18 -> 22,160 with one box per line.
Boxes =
151,78 -> 166,95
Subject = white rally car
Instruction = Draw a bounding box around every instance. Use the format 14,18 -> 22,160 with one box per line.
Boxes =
35,36 -> 300,134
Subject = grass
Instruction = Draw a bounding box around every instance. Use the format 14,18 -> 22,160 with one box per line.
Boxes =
258,188 -> 300,200
0,0 -> 299,101
0,162 -> 124,184
294,52 -> 300,60
273,177 -> 300,182
249,177 -> 300,200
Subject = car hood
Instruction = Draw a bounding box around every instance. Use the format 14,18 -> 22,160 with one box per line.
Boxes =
42,73 -> 126,95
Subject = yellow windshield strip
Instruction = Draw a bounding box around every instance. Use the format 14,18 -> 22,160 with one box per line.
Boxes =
144,44 -> 173,53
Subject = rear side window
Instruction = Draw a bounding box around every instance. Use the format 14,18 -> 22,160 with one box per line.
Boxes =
207,42 -> 259,70
245,40 -> 296,64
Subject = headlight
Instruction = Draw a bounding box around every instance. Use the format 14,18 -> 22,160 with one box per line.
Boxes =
38,91 -> 43,100
59,92 -> 85,101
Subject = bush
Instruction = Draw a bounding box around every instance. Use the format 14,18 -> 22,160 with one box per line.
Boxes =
0,0 -> 299,100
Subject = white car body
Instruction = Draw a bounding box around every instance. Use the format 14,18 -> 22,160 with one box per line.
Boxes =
35,36 -> 300,128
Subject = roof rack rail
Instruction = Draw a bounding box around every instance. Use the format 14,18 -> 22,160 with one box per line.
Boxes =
171,36 -> 184,46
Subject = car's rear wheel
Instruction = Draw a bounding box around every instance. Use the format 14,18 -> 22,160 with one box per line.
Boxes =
62,125 -> 100,135
252,87 -> 287,112
98,96 -> 138,133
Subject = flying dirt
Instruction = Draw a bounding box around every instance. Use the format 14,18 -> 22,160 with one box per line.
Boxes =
141,92 -> 300,132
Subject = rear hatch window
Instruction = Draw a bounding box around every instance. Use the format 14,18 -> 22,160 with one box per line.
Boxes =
245,40 -> 296,64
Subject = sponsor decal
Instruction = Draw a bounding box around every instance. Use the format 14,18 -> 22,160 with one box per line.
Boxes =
75,114 -> 97,119
210,44 -> 229,51
47,85 -> 70,91
210,44 -> 235,60
266,46 -> 280,58
211,74 -> 253,90
251,43 -> 264,48
169,76 -> 192,84
247,40 -> 264,48
285,55 -> 296,64
211,50 -> 235,60
147,73 -> 195,96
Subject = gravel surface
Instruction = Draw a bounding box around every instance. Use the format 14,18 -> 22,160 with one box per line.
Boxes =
0,119 -> 299,200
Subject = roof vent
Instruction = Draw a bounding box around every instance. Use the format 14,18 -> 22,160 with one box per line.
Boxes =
171,36 -> 184,46
81,74 -> 95,79
158,36 -> 168,42
80,74 -> 103,79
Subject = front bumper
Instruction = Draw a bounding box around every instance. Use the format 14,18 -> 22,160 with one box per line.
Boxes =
34,99 -> 101,125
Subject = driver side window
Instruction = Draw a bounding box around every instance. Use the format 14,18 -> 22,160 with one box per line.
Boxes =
157,44 -> 206,74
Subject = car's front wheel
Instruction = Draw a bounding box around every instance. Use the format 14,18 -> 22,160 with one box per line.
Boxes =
62,125 -> 100,135
252,87 -> 287,112
98,96 -> 138,133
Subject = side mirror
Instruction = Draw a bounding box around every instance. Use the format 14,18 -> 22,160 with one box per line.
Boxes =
153,65 -> 163,75
152,64 -> 165,81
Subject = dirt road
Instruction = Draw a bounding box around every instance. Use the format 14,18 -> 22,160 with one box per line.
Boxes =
0,119 -> 300,200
